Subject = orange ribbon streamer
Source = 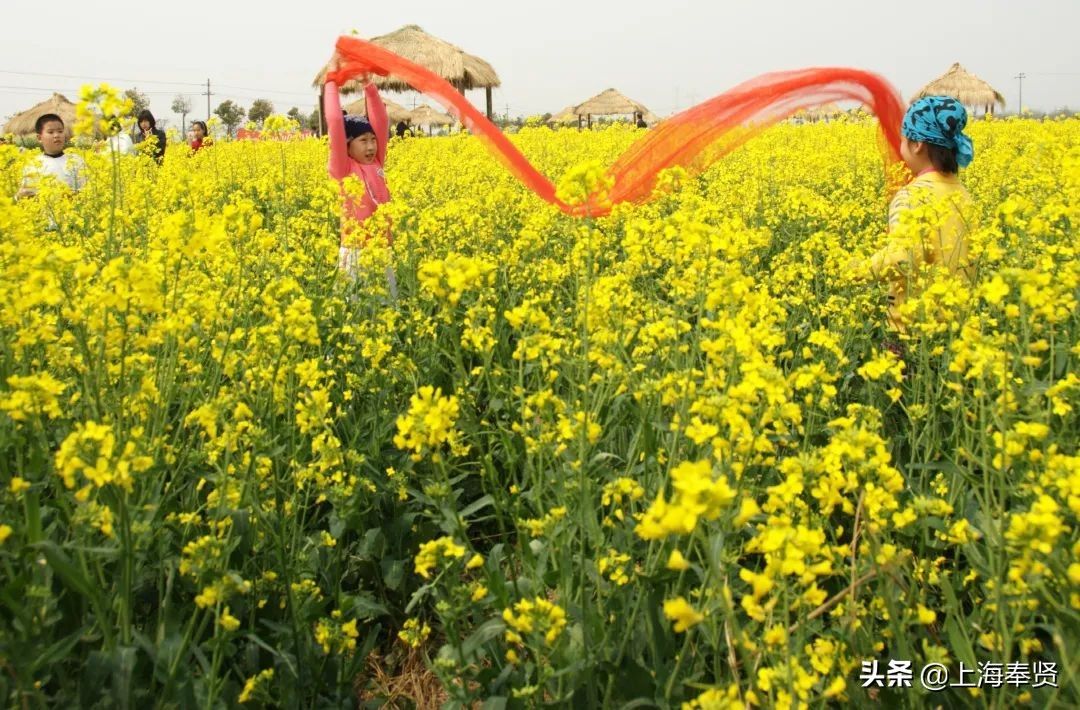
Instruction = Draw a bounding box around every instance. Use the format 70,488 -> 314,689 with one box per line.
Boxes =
328,36 -> 904,217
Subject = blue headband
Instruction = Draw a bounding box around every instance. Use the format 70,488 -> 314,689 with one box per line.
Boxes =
902,96 -> 974,168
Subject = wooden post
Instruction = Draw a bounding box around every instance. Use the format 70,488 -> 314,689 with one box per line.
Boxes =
458,84 -> 466,132
486,87 -> 493,121
318,86 -> 327,137
587,113 -> 592,129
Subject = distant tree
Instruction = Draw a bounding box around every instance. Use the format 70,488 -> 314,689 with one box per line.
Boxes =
307,107 -> 322,133
248,99 -> 274,126
286,106 -> 302,123
125,88 -> 150,117
171,94 -> 192,135
214,100 -> 245,137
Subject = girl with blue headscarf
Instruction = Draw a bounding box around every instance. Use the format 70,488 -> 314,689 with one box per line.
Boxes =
856,96 -> 977,332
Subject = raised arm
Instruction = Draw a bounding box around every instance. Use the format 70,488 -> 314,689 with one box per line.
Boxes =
364,81 -> 388,166
324,80 -> 350,179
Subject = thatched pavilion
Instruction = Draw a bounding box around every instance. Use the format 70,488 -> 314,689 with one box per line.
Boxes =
408,104 -> 454,135
3,93 -> 76,138
913,63 -> 1005,115
314,24 -> 502,126
343,96 -> 413,126
572,88 -> 655,128
548,106 -> 579,126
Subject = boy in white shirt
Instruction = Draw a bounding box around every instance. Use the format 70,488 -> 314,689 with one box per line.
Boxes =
17,113 -> 86,198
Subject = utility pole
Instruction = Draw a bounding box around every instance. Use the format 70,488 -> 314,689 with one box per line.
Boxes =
1015,72 -> 1026,115
204,79 -> 212,120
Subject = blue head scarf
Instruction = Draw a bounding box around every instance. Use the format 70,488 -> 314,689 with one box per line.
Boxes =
902,96 -> 974,169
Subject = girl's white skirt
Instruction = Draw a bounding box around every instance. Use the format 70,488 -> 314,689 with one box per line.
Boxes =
338,246 -> 397,299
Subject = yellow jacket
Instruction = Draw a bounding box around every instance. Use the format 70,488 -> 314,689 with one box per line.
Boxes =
867,171 -> 975,329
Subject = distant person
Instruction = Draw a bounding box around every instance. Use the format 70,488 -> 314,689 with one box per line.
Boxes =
135,109 -> 167,163
395,120 -> 414,138
635,112 -> 647,129
190,120 -> 212,153
105,117 -> 135,155
17,113 -> 86,199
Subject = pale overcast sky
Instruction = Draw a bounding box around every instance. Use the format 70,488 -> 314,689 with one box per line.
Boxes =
1,0 -> 1078,127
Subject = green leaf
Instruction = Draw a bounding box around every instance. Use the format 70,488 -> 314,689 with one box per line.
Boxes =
357,527 -> 385,559
481,697 -> 508,710
463,617 -> 506,658
329,513 -> 346,539
945,616 -> 976,669
32,541 -> 102,607
346,593 -> 389,619
617,699 -> 660,710
25,491 -> 43,543
111,646 -> 138,710
611,660 -> 658,703
459,494 -> 495,520
31,628 -> 85,672
381,558 -> 405,591
405,583 -> 435,615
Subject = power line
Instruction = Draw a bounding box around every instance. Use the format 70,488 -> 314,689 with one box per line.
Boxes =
0,69 -> 316,103
214,84 -> 316,98
0,68 -> 203,88
0,83 -> 179,95
0,85 -> 82,93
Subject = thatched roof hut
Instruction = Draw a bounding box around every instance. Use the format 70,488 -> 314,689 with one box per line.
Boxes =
409,104 -> 454,126
408,104 -> 455,135
314,25 -> 501,120
3,93 -> 76,138
572,88 -> 653,128
548,106 -> 579,126
913,63 -> 1005,114
344,96 -> 413,125
574,88 -> 649,117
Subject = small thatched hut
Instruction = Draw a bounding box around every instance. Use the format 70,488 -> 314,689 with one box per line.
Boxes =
547,106 -> 578,126
344,96 -> 413,125
313,25 -> 501,121
408,104 -> 455,135
572,88 -> 654,128
3,93 -> 77,138
913,63 -> 1005,115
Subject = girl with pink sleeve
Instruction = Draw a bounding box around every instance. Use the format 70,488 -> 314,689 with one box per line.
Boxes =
323,52 -> 392,280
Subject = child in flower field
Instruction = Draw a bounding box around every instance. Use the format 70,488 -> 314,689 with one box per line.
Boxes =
854,96 -> 976,334
17,113 -> 86,199
189,121 -> 212,153
322,50 -> 392,285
